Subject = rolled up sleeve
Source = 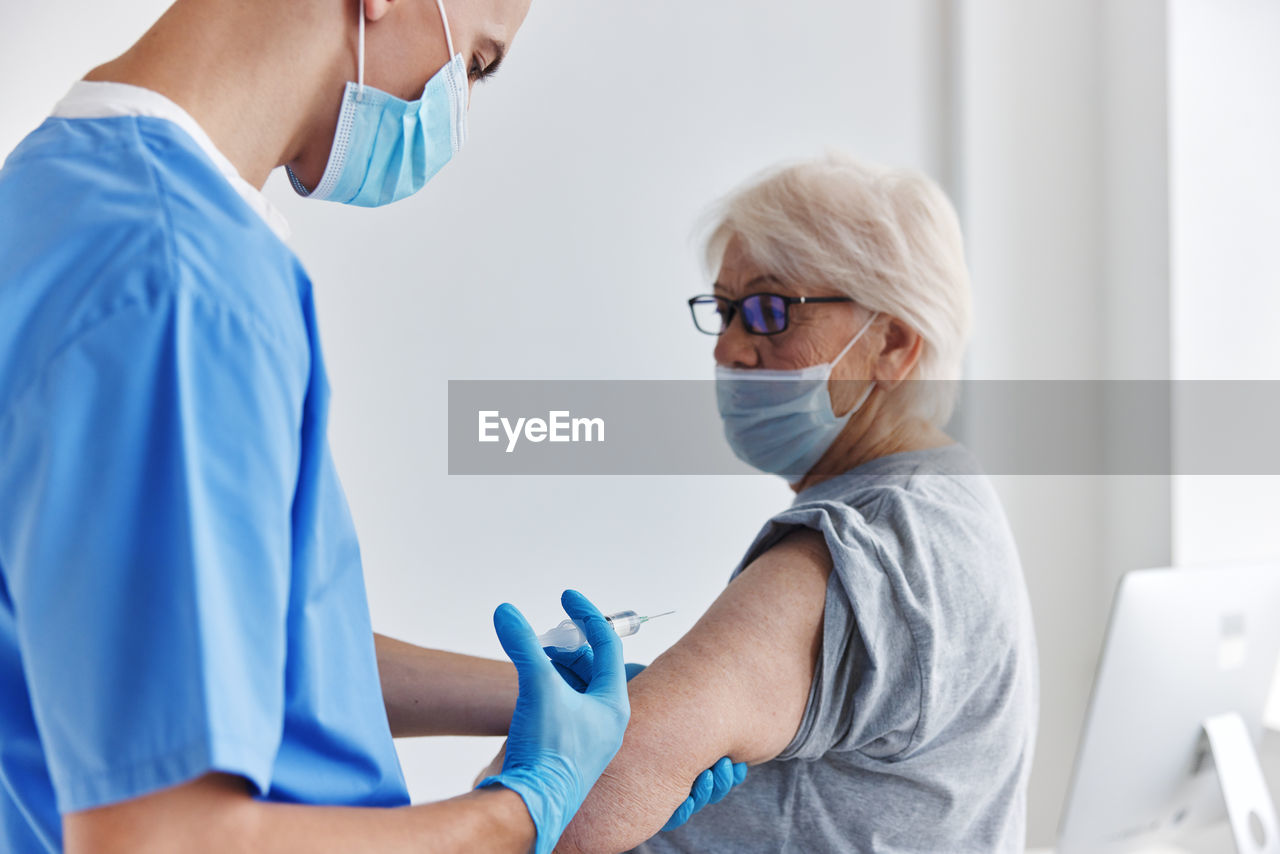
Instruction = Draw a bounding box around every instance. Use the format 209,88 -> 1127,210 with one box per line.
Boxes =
733,500 -> 924,763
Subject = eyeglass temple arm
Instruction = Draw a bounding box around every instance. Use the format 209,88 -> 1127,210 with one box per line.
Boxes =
791,296 -> 854,304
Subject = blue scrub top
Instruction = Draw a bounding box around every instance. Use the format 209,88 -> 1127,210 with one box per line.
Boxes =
0,115 -> 410,852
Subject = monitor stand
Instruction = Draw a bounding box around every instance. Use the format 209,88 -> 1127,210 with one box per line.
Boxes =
1202,713 -> 1280,854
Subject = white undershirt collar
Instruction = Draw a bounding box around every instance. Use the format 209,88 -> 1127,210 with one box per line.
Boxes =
51,81 -> 291,242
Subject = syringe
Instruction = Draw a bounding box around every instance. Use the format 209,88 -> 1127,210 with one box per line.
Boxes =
538,610 -> 675,651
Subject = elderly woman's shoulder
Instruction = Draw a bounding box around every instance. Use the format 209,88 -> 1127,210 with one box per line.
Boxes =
799,444 -> 987,503
794,444 -> 1005,531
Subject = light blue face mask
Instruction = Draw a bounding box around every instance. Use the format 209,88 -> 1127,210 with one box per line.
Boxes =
716,311 -> 879,484
287,0 -> 468,207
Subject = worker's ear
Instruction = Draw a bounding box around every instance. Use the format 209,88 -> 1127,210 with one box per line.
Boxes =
363,0 -> 395,23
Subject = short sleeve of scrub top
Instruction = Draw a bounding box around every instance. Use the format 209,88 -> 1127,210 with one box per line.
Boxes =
3,282 -> 305,812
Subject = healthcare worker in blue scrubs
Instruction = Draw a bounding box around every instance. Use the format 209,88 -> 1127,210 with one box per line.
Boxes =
0,1 -> 740,852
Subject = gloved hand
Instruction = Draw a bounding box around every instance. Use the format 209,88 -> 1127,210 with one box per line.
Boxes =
661,756 -> 748,831
478,590 -> 630,854
545,644 -> 646,689
544,650 -> 749,832
546,645 -> 647,689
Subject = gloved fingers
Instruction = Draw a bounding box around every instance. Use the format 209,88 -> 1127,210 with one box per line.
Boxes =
689,767 -> 715,809
545,644 -> 594,681
661,796 -> 696,832
660,767 -> 714,831
493,603 -> 554,684
624,662 -> 647,682
560,589 -> 626,698
550,660 -> 589,692
732,761 -> 748,786
707,756 -> 736,805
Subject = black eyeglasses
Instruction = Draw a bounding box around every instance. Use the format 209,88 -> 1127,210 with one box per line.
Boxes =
687,293 -> 854,336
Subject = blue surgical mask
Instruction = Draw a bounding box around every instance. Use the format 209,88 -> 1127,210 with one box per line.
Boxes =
716,312 -> 879,483
287,0 -> 467,207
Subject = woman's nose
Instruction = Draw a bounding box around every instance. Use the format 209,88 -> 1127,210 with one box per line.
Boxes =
714,319 -> 760,368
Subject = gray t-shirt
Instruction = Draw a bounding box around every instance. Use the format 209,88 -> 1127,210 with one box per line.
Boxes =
633,444 -> 1038,854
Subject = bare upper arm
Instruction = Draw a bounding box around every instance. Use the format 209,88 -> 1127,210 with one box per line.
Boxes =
556,528 -> 833,854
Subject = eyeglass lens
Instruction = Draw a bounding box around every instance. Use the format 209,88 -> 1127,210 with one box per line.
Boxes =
691,294 -> 795,335
741,294 -> 788,334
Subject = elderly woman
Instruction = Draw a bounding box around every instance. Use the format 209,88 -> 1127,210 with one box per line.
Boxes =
550,152 -> 1039,853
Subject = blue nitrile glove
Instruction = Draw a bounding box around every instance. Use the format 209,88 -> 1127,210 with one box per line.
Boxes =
543,651 -> 749,831
545,643 -> 646,690
662,756 -> 748,831
545,644 -> 592,691
478,590 -> 630,854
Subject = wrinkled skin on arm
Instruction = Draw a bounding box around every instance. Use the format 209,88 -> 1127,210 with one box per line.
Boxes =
554,529 -> 833,854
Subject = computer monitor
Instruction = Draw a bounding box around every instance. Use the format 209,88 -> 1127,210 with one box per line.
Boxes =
1058,563 -> 1280,854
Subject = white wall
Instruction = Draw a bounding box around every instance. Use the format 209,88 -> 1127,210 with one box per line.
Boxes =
1166,0 -> 1280,729
1168,0 -> 1280,565
2,4 -> 174,156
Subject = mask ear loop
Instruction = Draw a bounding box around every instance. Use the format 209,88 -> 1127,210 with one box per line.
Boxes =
832,311 -> 880,367
435,0 -> 457,58
357,0 -> 366,94
829,310 -> 880,415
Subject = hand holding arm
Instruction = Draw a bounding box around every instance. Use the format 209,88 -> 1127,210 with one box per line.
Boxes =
538,651 -> 749,832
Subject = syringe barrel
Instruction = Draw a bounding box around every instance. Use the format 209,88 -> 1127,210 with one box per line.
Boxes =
539,610 -> 644,651
605,610 -> 641,638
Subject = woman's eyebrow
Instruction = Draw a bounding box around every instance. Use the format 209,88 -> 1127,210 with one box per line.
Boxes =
714,275 -> 783,296
744,275 -> 786,292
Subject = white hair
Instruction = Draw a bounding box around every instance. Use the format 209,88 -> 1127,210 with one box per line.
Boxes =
702,151 -> 971,426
